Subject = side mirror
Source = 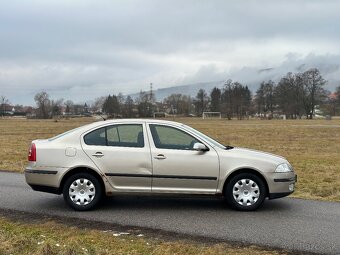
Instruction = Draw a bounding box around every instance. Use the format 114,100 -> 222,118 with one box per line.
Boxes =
193,142 -> 208,151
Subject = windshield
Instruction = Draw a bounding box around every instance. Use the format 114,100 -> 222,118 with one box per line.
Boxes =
183,125 -> 226,149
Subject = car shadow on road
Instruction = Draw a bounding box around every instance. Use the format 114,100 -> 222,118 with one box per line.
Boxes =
32,194 -> 294,214
97,195 -> 294,213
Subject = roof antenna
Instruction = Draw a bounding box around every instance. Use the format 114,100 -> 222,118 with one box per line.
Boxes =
99,114 -> 106,121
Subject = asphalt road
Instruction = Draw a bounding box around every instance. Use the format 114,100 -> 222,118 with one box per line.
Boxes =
0,172 -> 339,254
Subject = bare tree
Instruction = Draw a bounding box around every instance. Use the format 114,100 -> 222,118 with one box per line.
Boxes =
275,72 -> 304,119
34,92 -> 51,119
163,94 -> 193,115
123,95 -> 135,118
221,80 -> 233,120
321,90 -> 337,116
194,89 -> 209,116
164,94 -> 181,114
336,86 -> 340,115
301,68 -> 327,119
64,100 -> 74,116
255,80 -> 275,118
232,82 -> 251,120
178,95 -> 192,116
51,98 -> 64,118
221,80 -> 251,120
136,90 -> 153,117
0,95 -> 10,117
92,96 -> 106,113
117,93 -> 125,106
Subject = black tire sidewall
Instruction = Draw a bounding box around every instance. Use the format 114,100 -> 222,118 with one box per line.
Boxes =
225,173 -> 266,211
63,173 -> 102,211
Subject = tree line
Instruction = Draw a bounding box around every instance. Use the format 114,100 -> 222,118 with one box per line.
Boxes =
32,92 -> 90,119
1,68 -> 340,119
255,68 -> 328,119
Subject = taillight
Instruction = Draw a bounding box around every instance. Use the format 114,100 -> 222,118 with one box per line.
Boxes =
28,143 -> 36,162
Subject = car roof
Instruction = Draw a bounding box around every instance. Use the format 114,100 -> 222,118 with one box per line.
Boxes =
73,118 -> 183,134
50,119 -> 187,143
92,118 -> 182,126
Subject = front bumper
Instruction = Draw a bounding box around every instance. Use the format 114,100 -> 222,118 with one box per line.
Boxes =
269,191 -> 294,199
266,172 -> 297,199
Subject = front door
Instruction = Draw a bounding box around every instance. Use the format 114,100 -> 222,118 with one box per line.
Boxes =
147,124 -> 219,194
81,123 -> 152,192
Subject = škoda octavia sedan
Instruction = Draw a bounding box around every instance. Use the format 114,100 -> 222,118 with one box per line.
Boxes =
25,119 -> 296,211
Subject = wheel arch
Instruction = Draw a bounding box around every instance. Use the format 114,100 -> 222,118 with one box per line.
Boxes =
222,168 -> 269,197
59,166 -> 106,194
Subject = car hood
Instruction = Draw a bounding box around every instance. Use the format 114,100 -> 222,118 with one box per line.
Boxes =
221,147 -> 287,166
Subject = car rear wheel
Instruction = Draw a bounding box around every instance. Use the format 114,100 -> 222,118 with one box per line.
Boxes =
63,173 -> 102,211
225,173 -> 266,211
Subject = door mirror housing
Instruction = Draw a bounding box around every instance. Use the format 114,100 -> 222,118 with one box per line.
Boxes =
193,142 -> 209,151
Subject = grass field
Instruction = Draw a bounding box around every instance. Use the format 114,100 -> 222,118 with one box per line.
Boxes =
0,117 -> 339,201
0,217 -> 290,255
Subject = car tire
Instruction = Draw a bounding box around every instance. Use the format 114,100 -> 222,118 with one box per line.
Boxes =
225,173 -> 266,211
63,173 -> 102,211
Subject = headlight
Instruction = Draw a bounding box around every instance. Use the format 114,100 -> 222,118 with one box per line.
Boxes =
275,163 -> 292,173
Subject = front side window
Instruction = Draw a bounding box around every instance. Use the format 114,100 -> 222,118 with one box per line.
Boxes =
149,124 -> 200,150
84,124 -> 144,148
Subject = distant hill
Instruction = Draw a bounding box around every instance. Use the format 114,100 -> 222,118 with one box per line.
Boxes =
129,81 -> 226,101
129,55 -> 340,101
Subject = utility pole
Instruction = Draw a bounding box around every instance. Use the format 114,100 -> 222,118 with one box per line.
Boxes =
150,83 -> 153,103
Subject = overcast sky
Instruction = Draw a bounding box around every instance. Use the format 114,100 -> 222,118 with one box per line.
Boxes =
1,0 -> 340,105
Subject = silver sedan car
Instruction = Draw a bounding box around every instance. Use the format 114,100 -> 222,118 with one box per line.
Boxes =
25,119 -> 297,211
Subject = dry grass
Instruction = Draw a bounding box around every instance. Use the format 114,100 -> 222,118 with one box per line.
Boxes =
179,118 -> 340,202
0,117 -> 93,171
0,117 -> 339,201
0,217 -> 289,255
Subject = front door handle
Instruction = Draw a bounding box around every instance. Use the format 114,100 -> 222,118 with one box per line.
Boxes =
92,152 -> 104,157
154,154 -> 166,160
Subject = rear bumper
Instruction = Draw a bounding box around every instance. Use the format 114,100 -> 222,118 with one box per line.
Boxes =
25,169 -> 58,175
29,184 -> 61,195
25,168 -> 62,194
25,167 -> 64,188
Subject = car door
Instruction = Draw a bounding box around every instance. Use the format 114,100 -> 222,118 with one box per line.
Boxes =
147,123 -> 219,194
81,122 -> 152,192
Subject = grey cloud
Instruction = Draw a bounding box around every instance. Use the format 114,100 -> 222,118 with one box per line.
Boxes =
181,53 -> 340,91
0,0 -> 339,105
2,0 -> 339,58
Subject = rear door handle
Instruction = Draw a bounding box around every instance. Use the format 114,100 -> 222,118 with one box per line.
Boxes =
92,152 -> 104,157
154,154 -> 166,160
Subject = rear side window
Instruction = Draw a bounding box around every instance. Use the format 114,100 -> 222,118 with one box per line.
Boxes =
84,124 -> 144,148
106,125 -> 144,147
83,127 -> 106,146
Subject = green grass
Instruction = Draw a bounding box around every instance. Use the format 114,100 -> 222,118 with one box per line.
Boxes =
0,217 -> 290,255
0,117 -> 339,201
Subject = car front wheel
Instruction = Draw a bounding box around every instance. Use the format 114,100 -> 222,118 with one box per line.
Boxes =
63,173 -> 102,211
225,173 -> 266,211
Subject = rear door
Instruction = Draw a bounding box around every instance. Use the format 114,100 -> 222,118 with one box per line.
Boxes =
147,123 -> 219,194
81,122 -> 152,192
